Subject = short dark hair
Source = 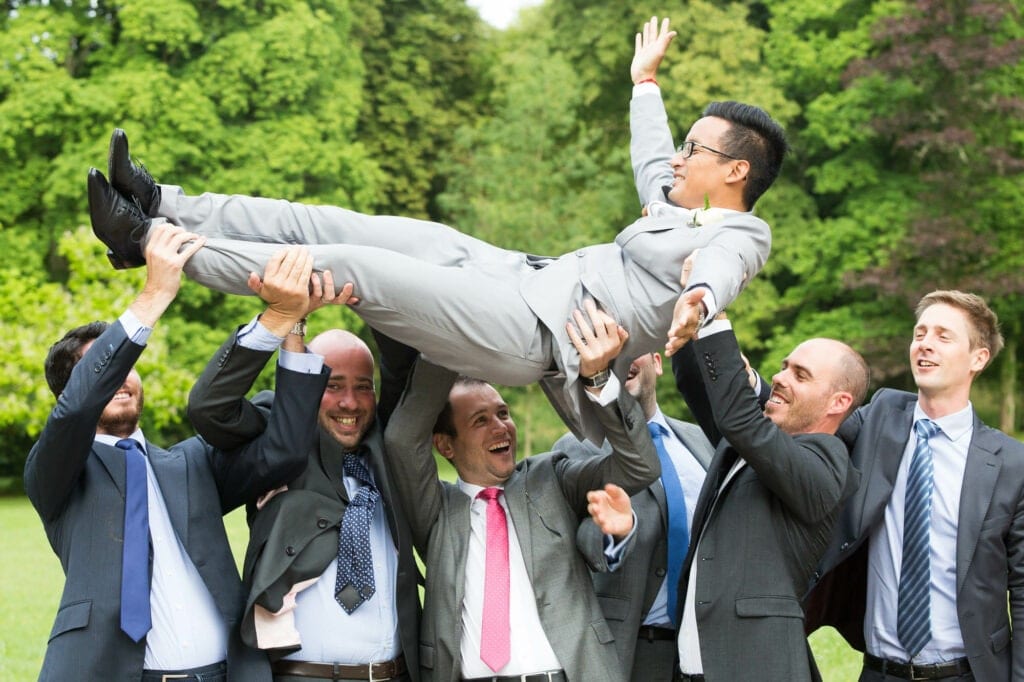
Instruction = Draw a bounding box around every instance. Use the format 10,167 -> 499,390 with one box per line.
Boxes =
703,100 -> 788,209
433,376 -> 489,437
45,321 -> 108,398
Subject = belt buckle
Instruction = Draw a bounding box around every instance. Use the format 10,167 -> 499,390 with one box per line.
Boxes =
161,676 -> 189,682
906,664 -> 928,681
368,661 -> 387,682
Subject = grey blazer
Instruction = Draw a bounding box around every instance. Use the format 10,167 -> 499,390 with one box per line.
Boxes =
23,321 -> 323,681
805,388 -> 1024,681
380,359 -> 660,682
672,330 -> 856,681
560,418 -> 713,676
186,333 -> 422,677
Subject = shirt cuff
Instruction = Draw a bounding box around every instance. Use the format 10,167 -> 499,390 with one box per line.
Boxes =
698,317 -> 732,339
118,309 -> 152,346
237,315 -> 286,351
279,348 -> 324,374
632,82 -> 661,98
584,372 -> 622,406
602,511 -> 638,569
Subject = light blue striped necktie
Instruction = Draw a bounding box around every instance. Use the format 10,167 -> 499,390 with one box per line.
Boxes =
897,418 -> 942,658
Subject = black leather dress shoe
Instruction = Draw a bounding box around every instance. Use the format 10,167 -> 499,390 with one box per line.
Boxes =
108,128 -> 161,217
88,168 -> 149,269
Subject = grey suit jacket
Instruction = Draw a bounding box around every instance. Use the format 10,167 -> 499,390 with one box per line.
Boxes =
561,418 -> 713,676
805,388 -> 1024,681
380,359 -> 659,681
186,333 -> 421,676
672,330 -> 856,681
23,321 -> 322,681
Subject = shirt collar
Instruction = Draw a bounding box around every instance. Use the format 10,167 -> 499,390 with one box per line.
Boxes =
95,428 -> 146,453
913,401 -> 974,444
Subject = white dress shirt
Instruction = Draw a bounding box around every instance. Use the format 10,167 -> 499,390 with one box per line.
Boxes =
457,479 -> 563,678
865,402 -> 974,664
110,311 -> 229,669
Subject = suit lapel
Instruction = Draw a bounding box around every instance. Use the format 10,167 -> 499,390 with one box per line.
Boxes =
148,443 -> 189,547
955,416 -> 1002,596
854,402 -> 916,539
449,486 -> 473,610
95,441 -> 127,497
668,418 -> 712,470
502,471 -> 534,582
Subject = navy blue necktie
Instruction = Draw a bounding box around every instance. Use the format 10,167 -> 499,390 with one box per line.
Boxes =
897,418 -> 942,658
649,422 -> 689,627
335,453 -> 380,613
116,438 -> 151,642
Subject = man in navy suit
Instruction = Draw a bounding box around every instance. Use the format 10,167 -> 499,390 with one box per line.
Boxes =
25,224 -> 327,680
806,290 -> 1024,681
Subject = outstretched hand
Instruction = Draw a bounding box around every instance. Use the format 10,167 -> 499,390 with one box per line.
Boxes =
131,223 -> 205,327
587,483 -> 634,540
632,16 -> 676,84
566,299 -> 629,380
666,288 -> 706,357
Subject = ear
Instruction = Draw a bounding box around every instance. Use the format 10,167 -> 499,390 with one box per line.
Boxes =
969,347 -> 990,374
827,391 -> 854,418
433,433 -> 454,461
725,159 -> 750,186
652,352 -> 664,377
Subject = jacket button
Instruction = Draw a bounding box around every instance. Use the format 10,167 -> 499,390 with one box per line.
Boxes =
317,518 -> 329,529
285,545 -> 296,556
841,542 -> 850,551
655,568 -> 666,577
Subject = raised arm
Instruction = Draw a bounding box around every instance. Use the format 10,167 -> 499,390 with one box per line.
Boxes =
630,16 -> 679,208
25,224 -> 202,521
381,357 -> 459,553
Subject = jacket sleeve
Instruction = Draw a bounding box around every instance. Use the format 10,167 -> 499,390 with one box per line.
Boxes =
24,322 -> 143,522
381,357 -> 458,553
630,90 -> 677,208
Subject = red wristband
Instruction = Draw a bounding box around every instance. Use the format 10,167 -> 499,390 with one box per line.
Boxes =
635,77 -> 658,86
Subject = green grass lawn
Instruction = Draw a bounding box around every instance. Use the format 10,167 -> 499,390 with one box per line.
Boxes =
1,494 -> 862,680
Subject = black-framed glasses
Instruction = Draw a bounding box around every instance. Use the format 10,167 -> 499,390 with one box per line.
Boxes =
675,139 -> 738,160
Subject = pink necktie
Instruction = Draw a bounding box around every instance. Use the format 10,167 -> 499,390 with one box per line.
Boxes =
478,487 -> 510,672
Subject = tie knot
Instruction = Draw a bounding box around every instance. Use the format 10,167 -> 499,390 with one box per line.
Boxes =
115,438 -> 143,454
343,453 -> 373,486
647,422 -> 666,440
477,487 -> 502,503
914,419 -> 941,441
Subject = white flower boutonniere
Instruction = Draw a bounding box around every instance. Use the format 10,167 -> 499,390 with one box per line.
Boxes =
690,207 -> 726,227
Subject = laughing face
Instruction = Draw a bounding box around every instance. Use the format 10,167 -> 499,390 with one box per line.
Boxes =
763,339 -> 846,435
436,382 -> 517,487
910,302 -> 989,402
667,116 -> 742,210
309,331 -> 377,451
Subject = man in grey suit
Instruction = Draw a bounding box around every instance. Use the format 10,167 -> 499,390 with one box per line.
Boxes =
86,76 -> 786,442
668,301 -> 870,681
186,253 -> 422,681
805,290 -> 1024,681
379,303 -> 659,681
25,224 -> 325,681
559,351 -> 714,681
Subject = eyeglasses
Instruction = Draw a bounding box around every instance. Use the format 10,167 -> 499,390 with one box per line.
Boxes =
675,139 -> 738,160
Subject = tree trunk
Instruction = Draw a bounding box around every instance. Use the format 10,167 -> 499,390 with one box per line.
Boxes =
1000,336 -> 1017,434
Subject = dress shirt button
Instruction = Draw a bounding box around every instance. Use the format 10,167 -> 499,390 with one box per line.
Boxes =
285,545 -> 296,556
317,518 -> 329,529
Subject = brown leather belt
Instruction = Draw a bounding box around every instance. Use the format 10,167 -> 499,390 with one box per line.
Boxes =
863,653 -> 971,680
638,625 -> 676,642
271,655 -> 406,680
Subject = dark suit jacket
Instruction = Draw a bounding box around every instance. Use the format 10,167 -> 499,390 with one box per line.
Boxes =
380,359 -> 660,681
804,388 -> 1024,681
671,330 -> 857,681
24,321 -> 323,681
562,417 -> 714,676
186,333 -> 421,677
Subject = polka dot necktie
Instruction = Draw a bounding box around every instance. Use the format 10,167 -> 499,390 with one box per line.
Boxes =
335,453 -> 379,614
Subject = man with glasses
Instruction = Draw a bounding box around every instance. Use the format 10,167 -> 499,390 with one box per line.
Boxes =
87,17 -> 785,443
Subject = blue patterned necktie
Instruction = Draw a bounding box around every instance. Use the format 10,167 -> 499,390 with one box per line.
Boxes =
897,418 -> 942,658
116,438 -> 151,642
648,422 -> 689,627
335,453 -> 380,613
